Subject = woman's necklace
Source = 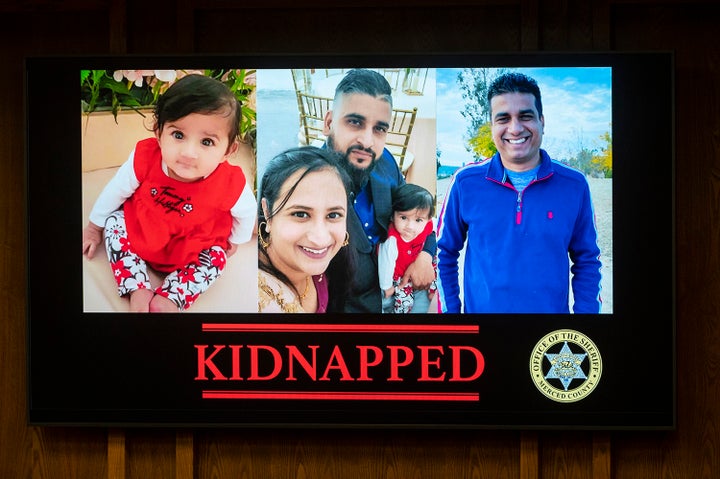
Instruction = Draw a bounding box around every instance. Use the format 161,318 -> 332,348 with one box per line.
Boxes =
297,276 -> 311,301
258,273 -> 312,313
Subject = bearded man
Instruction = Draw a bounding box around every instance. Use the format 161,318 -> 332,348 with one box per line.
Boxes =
322,69 -> 436,313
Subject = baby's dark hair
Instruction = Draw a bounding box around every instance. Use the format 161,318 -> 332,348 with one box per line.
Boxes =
391,183 -> 435,218
153,74 -> 240,147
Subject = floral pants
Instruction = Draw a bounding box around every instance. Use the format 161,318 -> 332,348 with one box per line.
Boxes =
103,210 -> 226,311
382,279 -> 437,314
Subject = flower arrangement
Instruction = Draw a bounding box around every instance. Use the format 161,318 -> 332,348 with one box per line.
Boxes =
80,69 -> 257,143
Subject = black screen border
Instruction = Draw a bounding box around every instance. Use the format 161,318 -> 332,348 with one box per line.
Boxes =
26,51 -> 675,429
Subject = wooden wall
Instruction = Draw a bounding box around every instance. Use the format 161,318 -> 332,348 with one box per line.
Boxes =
1,0 -> 718,477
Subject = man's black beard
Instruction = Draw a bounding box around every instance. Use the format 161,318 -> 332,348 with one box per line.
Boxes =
327,135 -> 378,192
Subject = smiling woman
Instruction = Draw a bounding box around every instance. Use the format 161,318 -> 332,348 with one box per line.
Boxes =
257,146 -> 355,313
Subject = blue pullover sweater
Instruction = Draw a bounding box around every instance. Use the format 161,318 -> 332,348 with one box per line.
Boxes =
437,149 -> 602,314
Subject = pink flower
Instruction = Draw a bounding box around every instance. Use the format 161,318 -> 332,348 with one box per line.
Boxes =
244,70 -> 257,85
112,70 -> 176,88
176,70 -> 205,81
153,70 -> 177,82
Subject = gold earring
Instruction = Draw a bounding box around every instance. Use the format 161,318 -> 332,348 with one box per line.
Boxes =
258,222 -> 270,250
342,231 -> 350,247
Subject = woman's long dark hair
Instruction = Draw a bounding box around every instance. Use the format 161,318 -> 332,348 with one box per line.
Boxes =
258,146 -> 356,312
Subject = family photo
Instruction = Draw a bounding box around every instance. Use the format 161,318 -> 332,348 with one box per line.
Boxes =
256,68 -> 438,314
80,66 -> 612,314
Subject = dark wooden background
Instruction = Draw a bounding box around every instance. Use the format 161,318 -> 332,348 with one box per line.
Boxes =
2,0 -> 717,477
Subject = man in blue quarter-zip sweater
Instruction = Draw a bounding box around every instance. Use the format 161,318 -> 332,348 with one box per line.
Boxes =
437,72 -> 602,314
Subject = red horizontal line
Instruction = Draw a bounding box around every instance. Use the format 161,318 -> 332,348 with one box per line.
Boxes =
203,390 -> 479,401
202,324 -> 479,334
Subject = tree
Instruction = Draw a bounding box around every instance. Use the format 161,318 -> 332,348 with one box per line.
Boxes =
593,128 -> 613,178
467,123 -> 496,159
576,148 -> 596,175
457,68 -> 510,160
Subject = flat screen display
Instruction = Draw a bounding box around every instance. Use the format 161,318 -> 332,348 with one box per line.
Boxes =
26,52 -> 674,428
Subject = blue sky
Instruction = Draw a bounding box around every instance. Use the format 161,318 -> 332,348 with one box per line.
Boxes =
436,67 -> 612,167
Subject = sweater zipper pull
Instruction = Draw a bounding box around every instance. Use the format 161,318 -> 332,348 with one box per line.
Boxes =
516,191 -> 523,224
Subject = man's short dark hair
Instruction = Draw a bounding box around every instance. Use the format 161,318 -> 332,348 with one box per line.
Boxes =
333,69 -> 393,108
488,72 -> 543,118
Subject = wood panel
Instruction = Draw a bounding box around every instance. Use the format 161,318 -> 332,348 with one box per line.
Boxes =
108,430 -> 126,479
612,3 -> 720,477
191,5 -> 522,54
1,1 -> 718,478
540,432 -> 594,479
